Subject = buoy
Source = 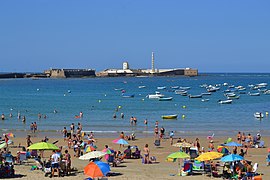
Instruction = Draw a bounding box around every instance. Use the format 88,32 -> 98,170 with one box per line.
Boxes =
37,88 -> 40,91
182,115 -> 185,119
98,100 -> 101,103
142,99 -> 145,101
118,106 -> 122,109
182,105 -> 186,109
68,90 -> 71,93
104,94 -> 107,96
266,112 -> 269,116
64,94 -> 66,96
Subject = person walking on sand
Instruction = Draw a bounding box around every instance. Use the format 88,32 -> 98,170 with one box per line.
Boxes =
26,135 -> 33,147
50,150 -> 60,178
208,140 -> 215,152
62,127 -> 67,141
143,144 -> 150,164
169,131 -> 174,145
154,126 -> 159,139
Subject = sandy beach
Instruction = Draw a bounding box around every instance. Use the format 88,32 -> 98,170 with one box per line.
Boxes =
2,132 -> 269,180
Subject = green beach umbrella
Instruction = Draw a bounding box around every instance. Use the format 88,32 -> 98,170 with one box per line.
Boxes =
28,142 -> 59,150
0,141 -> 7,149
167,151 -> 190,175
167,151 -> 190,159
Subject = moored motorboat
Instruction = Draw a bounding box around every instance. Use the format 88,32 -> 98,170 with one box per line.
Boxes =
158,97 -> 173,101
224,93 -> 237,97
147,92 -> 165,99
122,94 -> 135,98
189,94 -> 202,98
201,99 -> 210,102
201,92 -> 212,96
248,92 -> 260,96
161,114 -> 178,119
254,112 -> 264,118
157,86 -> 166,90
180,86 -> 191,90
227,95 -> 240,100
138,86 -> 146,89
218,99 -> 233,104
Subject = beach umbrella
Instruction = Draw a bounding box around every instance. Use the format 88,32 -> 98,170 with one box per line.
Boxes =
221,154 -> 244,162
28,142 -> 59,150
217,146 -> 229,154
85,145 -> 96,153
84,161 -> 110,178
112,138 -> 129,145
172,142 -> 192,148
222,142 -> 242,147
79,151 -> 106,160
167,151 -> 190,175
7,133 -> 15,138
195,152 -> 223,162
0,141 -> 7,149
102,148 -> 112,154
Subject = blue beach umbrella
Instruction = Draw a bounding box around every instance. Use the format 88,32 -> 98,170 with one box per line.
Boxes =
112,138 -> 129,145
221,154 -> 244,162
222,142 -> 242,147
95,161 -> 111,175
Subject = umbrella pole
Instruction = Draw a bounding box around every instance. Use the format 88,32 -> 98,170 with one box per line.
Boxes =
178,159 -> 180,176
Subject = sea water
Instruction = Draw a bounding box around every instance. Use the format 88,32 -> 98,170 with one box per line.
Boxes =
0,73 -> 269,137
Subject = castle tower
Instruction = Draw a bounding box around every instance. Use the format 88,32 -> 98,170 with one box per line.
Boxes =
151,52 -> 155,73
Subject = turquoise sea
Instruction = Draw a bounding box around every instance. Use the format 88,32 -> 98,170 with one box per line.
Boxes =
0,73 -> 269,137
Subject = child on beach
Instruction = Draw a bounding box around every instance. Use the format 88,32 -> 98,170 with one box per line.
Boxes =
62,127 -> 67,141
143,144 -> 150,164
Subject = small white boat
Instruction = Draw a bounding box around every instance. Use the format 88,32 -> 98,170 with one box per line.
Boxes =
175,90 -> 187,95
157,86 -> 166,90
122,94 -> 135,98
201,99 -> 209,102
207,87 -> 220,92
138,86 -> 146,89
171,86 -> 179,89
248,92 -> 260,96
114,88 -> 124,91
254,112 -> 264,118
264,90 -> 270,95
189,94 -> 202,98
147,92 -> 165,99
201,92 -> 212,96
218,99 -> 233,104
224,93 -> 237,97
227,95 -> 240,100
180,86 -> 191,90
159,97 -> 173,101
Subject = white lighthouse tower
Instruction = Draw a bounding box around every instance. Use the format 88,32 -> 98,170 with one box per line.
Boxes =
151,52 -> 155,73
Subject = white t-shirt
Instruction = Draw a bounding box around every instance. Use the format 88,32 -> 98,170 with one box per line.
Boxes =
51,153 -> 60,164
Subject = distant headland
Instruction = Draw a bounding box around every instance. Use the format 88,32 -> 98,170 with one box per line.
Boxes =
0,52 -> 198,78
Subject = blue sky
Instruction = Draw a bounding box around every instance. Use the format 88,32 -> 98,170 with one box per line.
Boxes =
0,1 -> 269,73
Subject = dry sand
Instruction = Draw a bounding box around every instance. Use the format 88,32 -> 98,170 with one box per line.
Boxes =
4,133 -> 270,180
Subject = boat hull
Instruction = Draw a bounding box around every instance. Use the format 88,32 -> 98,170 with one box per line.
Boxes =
161,114 -> 178,119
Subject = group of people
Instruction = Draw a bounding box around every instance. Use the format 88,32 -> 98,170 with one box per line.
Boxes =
30,122 -> 38,133
237,131 -> 261,147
